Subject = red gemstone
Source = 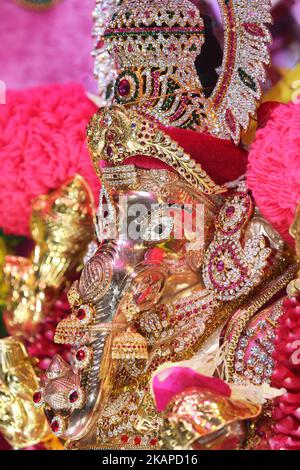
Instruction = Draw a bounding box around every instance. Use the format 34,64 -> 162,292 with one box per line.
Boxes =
106,146 -> 114,158
134,436 -> 141,445
76,308 -> 86,321
96,38 -> 105,50
51,419 -> 60,433
169,43 -> 177,52
76,349 -> 86,362
226,206 -> 235,217
150,438 -> 157,446
121,435 -> 129,443
33,391 -> 42,404
69,391 -> 79,403
243,23 -> 265,37
217,261 -> 225,272
118,79 -> 131,97
107,132 -> 115,142
225,109 -> 236,134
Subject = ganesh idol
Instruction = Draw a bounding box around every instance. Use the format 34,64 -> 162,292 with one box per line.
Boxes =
36,0 -> 298,450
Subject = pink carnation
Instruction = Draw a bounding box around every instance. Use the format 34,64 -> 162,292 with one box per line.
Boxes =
0,83 -> 99,236
247,102 -> 300,244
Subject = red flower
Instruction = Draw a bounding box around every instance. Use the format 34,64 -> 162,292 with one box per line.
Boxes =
26,292 -> 71,371
270,296 -> 300,450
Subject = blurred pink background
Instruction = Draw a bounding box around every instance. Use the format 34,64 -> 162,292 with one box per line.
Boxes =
0,0 -> 96,92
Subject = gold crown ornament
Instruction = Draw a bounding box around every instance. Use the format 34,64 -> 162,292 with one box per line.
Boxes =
87,105 -> 224,195
100,0 -> 272,143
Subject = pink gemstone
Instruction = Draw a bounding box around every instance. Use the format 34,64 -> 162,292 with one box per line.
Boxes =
225,109 -> 236,133
33,391 -> 42,404
226,206 -> 235,217
69,391 -> 79,403
118,79 -> 131,97
217,261 -> 225,272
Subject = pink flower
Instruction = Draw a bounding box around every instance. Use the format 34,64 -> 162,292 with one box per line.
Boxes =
0,83 -> 99,236
247,102 -> 300,244
26,291 -> 72,371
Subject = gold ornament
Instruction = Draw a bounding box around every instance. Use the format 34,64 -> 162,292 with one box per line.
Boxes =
112,328 -> 148,360
160,387 -> 261,450
87,105 -> 224,195
67,280 -> 82,308
0,337 -> 50,448
3,175 -> 95,336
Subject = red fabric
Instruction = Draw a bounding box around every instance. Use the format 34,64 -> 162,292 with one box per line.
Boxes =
0,434 -> 10,451
257,101 -> 282,129
125,126 -> 248,185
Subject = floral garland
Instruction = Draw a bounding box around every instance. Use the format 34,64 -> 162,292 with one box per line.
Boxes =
271,296 -> 300,450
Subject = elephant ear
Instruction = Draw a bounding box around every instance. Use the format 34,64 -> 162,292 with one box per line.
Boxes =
205,0 -> 272,144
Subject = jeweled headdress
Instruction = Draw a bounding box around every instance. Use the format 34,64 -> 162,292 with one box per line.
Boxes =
100,0 -> 272,143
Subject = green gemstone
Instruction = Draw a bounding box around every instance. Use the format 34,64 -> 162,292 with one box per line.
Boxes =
238,67 -> 257,92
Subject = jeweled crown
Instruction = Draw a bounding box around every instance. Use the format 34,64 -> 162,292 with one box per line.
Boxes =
104,0 -> 206,129
105,0 -> 204,70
